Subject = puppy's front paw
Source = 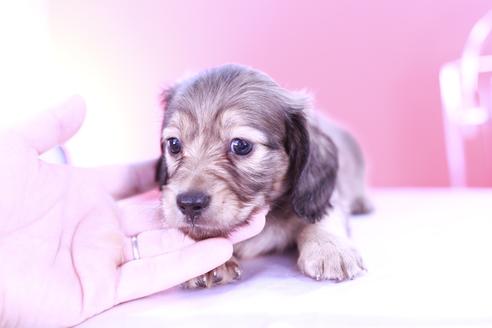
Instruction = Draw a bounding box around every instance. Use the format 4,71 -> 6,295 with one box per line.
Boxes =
298,236 -> 366,281
182,258 -> 241,289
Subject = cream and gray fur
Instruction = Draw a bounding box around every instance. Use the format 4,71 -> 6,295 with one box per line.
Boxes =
157,64 -> 372,288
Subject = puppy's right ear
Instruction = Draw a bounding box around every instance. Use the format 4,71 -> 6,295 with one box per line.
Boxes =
156,87 -> 175,190
160,87 -> 176,111
156,141 -> 168,190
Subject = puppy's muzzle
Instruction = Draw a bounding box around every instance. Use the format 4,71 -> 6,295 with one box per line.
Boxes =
176,191 -> 211,223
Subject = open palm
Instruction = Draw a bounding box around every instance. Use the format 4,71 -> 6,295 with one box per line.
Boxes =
0,97 -> 266,327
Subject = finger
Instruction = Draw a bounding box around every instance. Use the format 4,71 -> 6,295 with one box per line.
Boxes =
116,238 -> 233,303
79,159 -> 159,200
228,207 -> 268,244
13,95 -> 86,154
122,229 -> 195,262
117,198 -> 162,236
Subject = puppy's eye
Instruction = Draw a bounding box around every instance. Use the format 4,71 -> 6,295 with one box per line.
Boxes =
230,138 -> 252,155
168,137 -> 182,154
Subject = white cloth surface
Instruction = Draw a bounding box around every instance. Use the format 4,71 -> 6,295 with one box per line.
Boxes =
79,189 -> 492,328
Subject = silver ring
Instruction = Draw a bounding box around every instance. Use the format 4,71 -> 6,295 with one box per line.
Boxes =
130,235 -> 141,260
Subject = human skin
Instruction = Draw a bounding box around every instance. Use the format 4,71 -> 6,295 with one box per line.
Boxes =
0,96 -> 267,327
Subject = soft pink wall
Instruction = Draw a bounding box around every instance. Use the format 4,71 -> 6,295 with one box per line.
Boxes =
48,0 -> 492,186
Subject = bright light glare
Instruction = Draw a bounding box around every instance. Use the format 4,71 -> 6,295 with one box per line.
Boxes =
439,63 -> 463,119
440,63 -> 489,126
0,0 -> 75,132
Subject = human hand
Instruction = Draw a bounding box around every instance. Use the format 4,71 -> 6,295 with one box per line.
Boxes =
0,96 -> 267,327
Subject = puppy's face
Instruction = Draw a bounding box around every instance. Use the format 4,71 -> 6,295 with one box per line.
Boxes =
161,108 -> 290,239
157,65 -> 337,240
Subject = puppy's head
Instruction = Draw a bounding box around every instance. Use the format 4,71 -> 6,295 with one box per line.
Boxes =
157,64 -> 337,240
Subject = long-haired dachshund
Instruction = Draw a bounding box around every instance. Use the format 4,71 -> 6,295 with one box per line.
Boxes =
157,64 -> 372,288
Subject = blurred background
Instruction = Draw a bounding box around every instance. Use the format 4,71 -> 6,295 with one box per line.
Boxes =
1,0 -> 491,187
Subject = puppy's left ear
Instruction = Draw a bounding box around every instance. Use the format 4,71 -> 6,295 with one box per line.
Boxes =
284,95 -> 338,223
156,87 -> 176,190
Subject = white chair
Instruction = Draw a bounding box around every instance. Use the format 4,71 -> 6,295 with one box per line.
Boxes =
439,10 -> 492,187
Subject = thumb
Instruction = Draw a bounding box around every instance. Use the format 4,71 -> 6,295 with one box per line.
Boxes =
14,95 -> 86,154
115,238 -> 233,303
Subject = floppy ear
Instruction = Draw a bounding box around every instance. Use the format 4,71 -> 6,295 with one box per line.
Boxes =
285,108 -> 338,223
156,87 -> 176,190
156,142 -> 168,190
160,87 -> 176,110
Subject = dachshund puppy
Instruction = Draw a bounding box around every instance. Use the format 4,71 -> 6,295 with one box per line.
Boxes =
157,64 -> 372,288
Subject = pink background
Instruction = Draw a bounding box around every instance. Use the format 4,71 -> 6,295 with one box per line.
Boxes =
47,0 -> 492,187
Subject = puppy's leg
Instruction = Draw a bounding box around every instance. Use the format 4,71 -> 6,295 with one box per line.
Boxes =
182,256 -> 241,289
350,195 -> 373,215
297,207 -> 365,281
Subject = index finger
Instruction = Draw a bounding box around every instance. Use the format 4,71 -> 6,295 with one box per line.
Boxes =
228,207 -> 268,243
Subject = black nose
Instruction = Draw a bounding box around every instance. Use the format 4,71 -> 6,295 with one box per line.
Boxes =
176,191 -> 211,220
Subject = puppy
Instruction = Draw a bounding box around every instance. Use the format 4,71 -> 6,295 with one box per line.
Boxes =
157,64 -> 372,288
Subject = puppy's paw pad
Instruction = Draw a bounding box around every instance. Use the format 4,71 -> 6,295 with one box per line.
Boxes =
182,259 -> 241,289
298,241 -> 366,282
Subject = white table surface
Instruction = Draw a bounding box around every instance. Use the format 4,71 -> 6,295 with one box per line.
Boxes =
79,189 -> 492,328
